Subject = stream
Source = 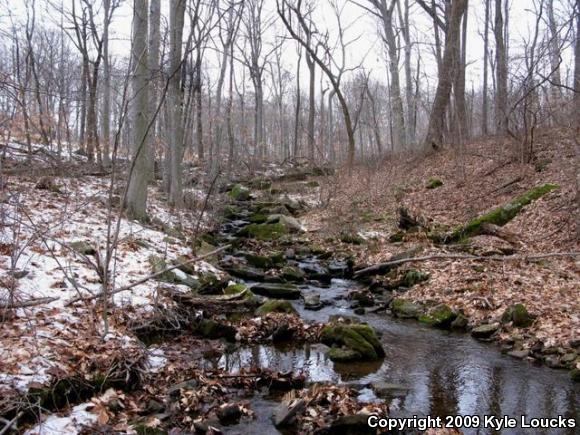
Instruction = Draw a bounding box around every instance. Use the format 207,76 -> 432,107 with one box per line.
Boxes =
203,192 -> 579,434
201,278 -> 579,435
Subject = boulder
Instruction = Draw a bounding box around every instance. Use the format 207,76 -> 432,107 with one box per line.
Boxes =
273,399 -> 306,428
501,303 -> 533,327
267,214 -> 305,233
272,324 -> 295,342
390,298 -> 421,319
238,223 -> 287,240
228,184 -> 250,201
281,266 -> 306,282
471,323 -> 499,339
418,304 -> 457,328
217,403 -> 242,425
303,294 -> 323,310
70,240 -> 96,256
299,262 -> 331,282
321,323 -> 385,362
251,283 -> 301,299
222,264 -> 266,281
256,299 -> 298,315
450,313 -> 469,330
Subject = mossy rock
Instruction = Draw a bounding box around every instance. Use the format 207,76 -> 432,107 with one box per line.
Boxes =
401,269 -> 429,287
570,369 -> 580,382
340,232 -> 364,245
198,319 -> 236,341
224,283 -> 246,294
251,283 -> 301,299
306,180 -> 320,188
148,255 -> 176,283
256,299 -> 297,315
239,223 -> 287,240
389,231 -> 405,243
327,347 -> 360,362
391,298 -> 421,319
281,266 -> 306,282
70,240 -> 97,256
501,303 -> 533,327
451,313 -> 469,330
471,323 -> 499,339
321,323 -> 385,361
447,183 -> 558,242
245,253 -> 273,269
229,184 -> 251,201
418,304 -> 457,328
426,178 -> 443,189
249,213 -> 268,224
198,271 -> 227,295
223,205 -> 242,220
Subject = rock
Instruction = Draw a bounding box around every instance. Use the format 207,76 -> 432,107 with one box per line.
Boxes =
281,266 -> 306,282
198,319 -> 236,341
390,298 -> 421,319
272,324 -> 295,342
353,307 -> 365,315
371,382 -> 410,398
229,184 -> 250,201
347,290 -> 374,307
507,350 -> 529,359
340,232 -> 364,245
299,262 -> 331,282
244,253 -> 273,269
304,294 -> 323,310
167,379 -> 198,399
8,270 -> 29,279
321,323 -> 385,362
249,213 -> 268,223
256,299 -> 298,315
267,214 -> 305,232
222,264 -> 266,281
502,303 -> 533,328
401,269 -> 429,287
426,177 -> 443,189
217,403 -> 242,425
570,369 -> 580,382
251,283 -> 301,299
273,399 -> 306,428
238,223 -> 287,240
544,355 -> 563,369
327,347 -> 361,362
451,313 -> 469,330
418,304 -> 457,328
325,414 -> 374,434
471,323 -> 499,339
35,176 -> 61,193
70,240 -> 96,256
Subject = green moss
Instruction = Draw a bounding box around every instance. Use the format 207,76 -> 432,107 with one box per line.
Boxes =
281,266 -> 306,282
340,232 -> 364,245
418,304 -> 457,328
239,223 -> 287,240
306,180 -> 320,188
229,184 -> 251,201
148,255 -> 176,283
426,178 -> 443,189
224,283 -> 247,295
249,213 -> 268,223
391,298 -> 421,319
402,270 -> 429,287
570,369 -> 580,382
321,324 -> 384,361
448,183 -> 558,242
256,299 -> 297,315
245,253 -> 272,269
502,303 -> 533,327
327,347 -> 360,362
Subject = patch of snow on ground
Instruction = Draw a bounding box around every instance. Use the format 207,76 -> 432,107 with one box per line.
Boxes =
24,402 -> 97,435
146,347 -> 167,373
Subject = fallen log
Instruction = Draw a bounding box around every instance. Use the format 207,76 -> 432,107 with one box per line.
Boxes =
0,296 -> 59,309
353,251 -> 580,279
433,183 -> 558,243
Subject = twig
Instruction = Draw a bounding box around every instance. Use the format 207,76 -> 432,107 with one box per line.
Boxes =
0,296 -> 59,309
0,411 -> 22,435
353,251 -> 580,278
65,245 -> 229,306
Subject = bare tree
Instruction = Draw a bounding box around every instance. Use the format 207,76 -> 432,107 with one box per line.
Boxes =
124,0 -> 150,220
494,0 -> 508,134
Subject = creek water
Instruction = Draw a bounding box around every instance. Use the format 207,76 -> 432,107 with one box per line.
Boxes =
202,278 -> 579,435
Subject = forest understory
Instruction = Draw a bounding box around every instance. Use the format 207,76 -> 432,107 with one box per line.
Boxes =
0,128 -> 578,435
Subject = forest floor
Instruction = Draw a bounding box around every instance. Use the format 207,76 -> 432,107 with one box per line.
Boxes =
0,130 -> 578,434
303,128 -> 579,353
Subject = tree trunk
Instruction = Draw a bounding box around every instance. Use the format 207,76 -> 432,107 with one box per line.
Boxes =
307,54 -> 315,160
293,46 -> 302,157
195,50 -> 204,160
147,0 -> 161,179
167,0 -> 186,207
547,0 -> 562,124
494,0 -> 508,135
424,0 -> 468,150
125,0 -> 150,221
482,0 -> 490,136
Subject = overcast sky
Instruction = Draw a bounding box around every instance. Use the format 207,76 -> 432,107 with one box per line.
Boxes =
3,0 -> 577,96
